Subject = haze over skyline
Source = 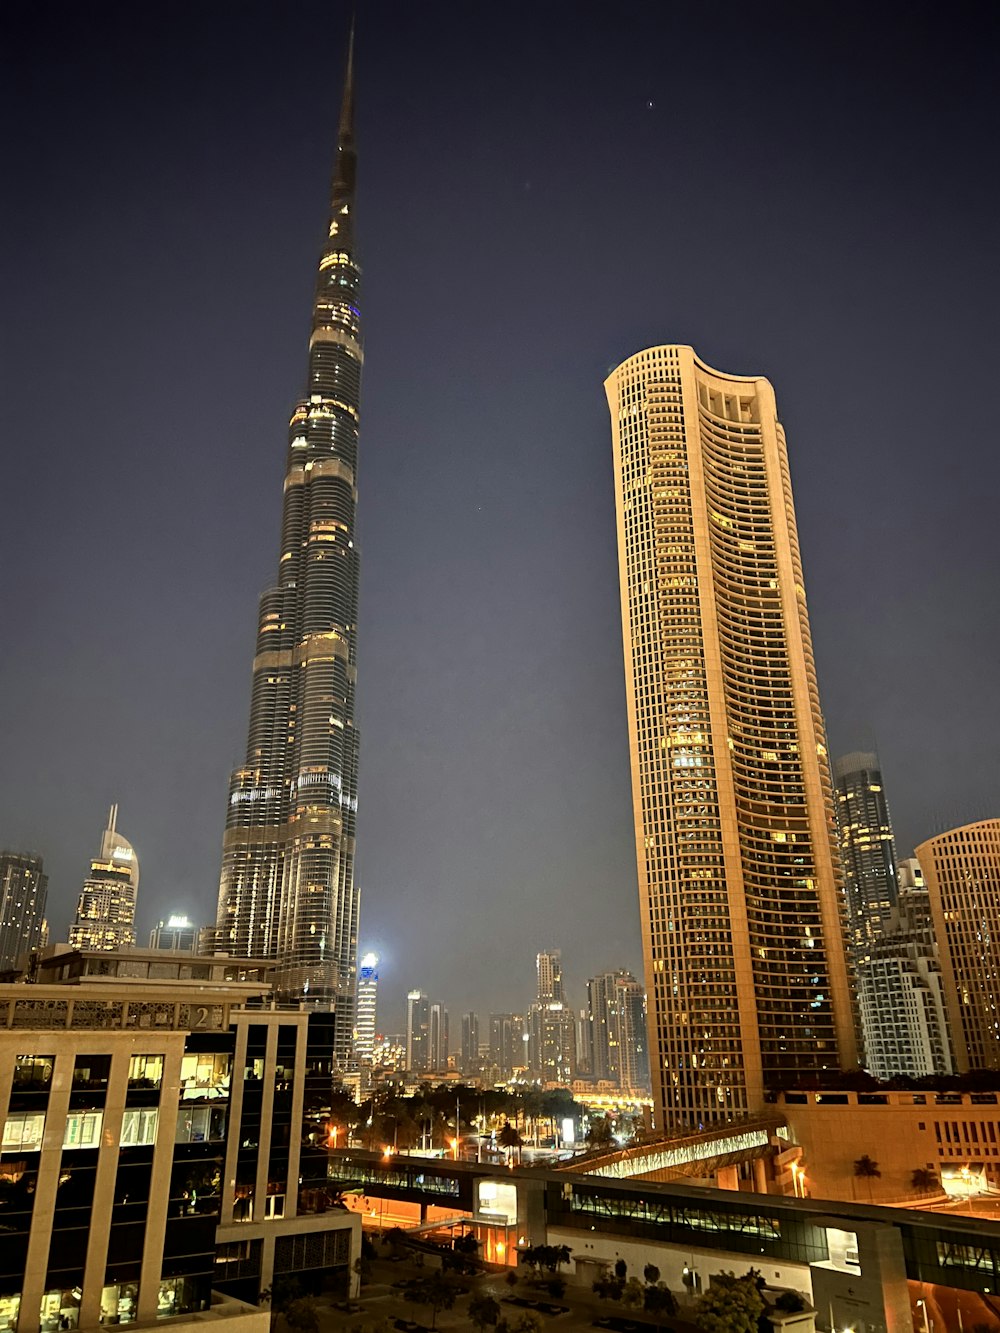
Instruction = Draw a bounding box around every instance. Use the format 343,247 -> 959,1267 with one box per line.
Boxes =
3,1 -> 997,1030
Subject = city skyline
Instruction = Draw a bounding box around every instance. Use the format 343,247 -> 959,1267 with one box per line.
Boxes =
2,2 -> 998,1023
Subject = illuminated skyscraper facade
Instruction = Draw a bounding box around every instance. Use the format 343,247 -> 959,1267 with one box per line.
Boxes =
215,39 -> 362,1055
353,952 -> 378,1065
69,805 -> 139,951
607,345 -> 855,1128
0,851 -> 48,971
834,752 -> 898,955
916,819 -> 1000,1072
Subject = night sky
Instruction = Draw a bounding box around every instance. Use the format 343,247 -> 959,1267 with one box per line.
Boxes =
3,2 -> 997,1036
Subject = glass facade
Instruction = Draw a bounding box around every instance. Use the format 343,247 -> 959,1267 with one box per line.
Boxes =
215,39 -> 362,1057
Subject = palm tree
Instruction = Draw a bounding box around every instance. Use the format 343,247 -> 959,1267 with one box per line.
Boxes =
911,1168 -> 939,1194
853,1154 -> 881,1201
498,1120 -> 523,1163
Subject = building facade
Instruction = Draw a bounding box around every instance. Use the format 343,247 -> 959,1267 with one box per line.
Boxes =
606,346 -> 855,1128
487,1014 -> 525,1083
916,819 -> 1000,1071
406,991 -> 430,1074
214,38 -> 362,1053
149,917 -> 199,952
586,970 -> 649,1093
0,951 -> 358,1333
353,952 -> 378,1067
460,1013 -> 480,1078
68,806 -> 139,952
529,950 -> 575,1086
429,1003 -> 449,1072
834,752 -> 898,955
0,852 -> 48,972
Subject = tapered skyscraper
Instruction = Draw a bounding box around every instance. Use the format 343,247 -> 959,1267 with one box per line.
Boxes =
216,34 -> 362,1057
607,346 -> 856,1128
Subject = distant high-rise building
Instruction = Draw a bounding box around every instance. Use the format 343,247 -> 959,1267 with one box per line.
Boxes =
587,970 -> 650,1092
529,950 -> 574,1085
429,1002 -> 449,1071
460,1012 -> 480,1077
0,851 -> 48,971
354,952 -> 379,1066
149,915 -> 198,951
406,990 -> 430,1073
488,1013 -> 525,1081
214,34 -> 362,1057
536,950 -> 564,1004
916,819 -> 1000,1071
69,805 -> 139,951
851,847 -> 953,1080
834,752 -> 899,955
607,346 -> 856,1128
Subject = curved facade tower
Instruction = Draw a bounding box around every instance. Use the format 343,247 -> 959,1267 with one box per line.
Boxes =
606,345 -> 855,1128
69,804 -> 139,951
216,38 -> 362,1054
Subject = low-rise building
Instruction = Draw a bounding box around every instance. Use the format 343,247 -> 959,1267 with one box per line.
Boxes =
0,950 -> 359,1333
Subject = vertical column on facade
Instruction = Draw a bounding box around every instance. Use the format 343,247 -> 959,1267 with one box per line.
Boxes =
253,1024 -> 279,1222
681,354 -> 762,1117
284,1023 -> 308,1219
136,1040 -> 185,1321
220,1022 -> 249,1226
19,1051 -> 74,1333
79,1048 -> 131,1327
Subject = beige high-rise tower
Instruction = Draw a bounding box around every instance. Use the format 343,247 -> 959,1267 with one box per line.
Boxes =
606,345 -> 856,1129
915,819 -> 1000,1072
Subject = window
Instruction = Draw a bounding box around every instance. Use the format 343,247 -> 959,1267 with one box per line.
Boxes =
2,1111 -> 45,1151
63,1111 -> 103,1149
121,1108 -> 158,1147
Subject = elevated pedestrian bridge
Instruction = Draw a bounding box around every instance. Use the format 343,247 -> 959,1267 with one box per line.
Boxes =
568,1114 -> 788,1181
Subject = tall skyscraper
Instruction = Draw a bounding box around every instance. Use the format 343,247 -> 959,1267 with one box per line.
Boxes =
488,1013 -> 526,1082
606,345 -> 855,1128
855,859 -> 953,1080
834,752 -> 899,955
354,951 -> 379,1065
529,949 -> 575,1085
586,969 -> 650,1093
215,35 -> 362,1054
69,805 -> 139,951
406,990 -> 430,1073
916,819 -> 1000,1071
460,1012 -> 480,1077
536,949 -> 564,1003
429,1002 -> 450,1071
0,851 -> 48,972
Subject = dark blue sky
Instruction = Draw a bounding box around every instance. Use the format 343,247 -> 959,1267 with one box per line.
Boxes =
2,1 -> 997,1033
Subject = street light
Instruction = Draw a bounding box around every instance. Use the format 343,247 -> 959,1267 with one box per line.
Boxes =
450,1137 -> 459,1161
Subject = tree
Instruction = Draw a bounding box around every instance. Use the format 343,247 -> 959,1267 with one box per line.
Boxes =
694,1274 -> 765,1333
283,1300 -> 320,1333
644,1264 -> 661,1286
614,1259 -> 628,1281
587,1116 -> 615,1151
853,1155 -> 882,1201
498,1121 -> 523,1161
773,1292 -> 808,1314
911,1168 -> 939,1193
497,1313 -> 543,1333
404,1273 -> 458,1330
622,1278 -> 646,1311
644,1283 -> 679,1332
469,1293 -> 502,1333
